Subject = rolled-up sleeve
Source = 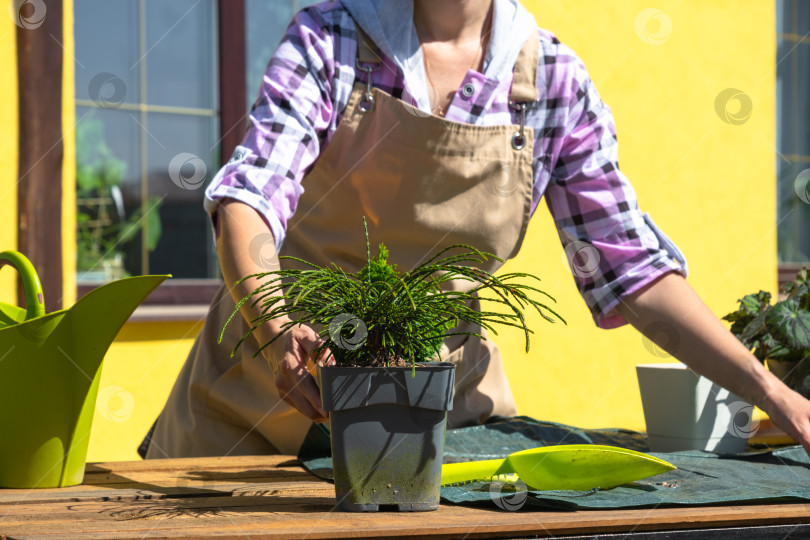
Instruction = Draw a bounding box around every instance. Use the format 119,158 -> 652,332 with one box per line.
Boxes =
544,45 -> 688,329
204,7 -> 337,251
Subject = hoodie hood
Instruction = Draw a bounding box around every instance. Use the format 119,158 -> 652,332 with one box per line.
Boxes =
340,0 -> 538,111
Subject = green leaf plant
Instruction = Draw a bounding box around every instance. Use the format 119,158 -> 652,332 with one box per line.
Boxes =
221,218 -> 565,369
722,267 -> 810,364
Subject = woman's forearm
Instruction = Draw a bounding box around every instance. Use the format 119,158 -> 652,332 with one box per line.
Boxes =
215,199 -> 290,347
215,199 -> 328,420
616,272 -> 783,409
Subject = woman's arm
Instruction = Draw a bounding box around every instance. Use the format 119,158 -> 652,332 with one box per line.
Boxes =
617,272 -> 810,454
217,199 -> 329,422
204,7 -> 352,423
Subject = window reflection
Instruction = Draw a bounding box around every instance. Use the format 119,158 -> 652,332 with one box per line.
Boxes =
776,0 -> 810,263
74,0 -> 219,281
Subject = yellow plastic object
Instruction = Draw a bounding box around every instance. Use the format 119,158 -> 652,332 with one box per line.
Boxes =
441,444 -> 676,491
0,250 -> 168,488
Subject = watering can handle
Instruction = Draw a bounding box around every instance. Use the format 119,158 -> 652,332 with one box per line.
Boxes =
0,251 -> 46,321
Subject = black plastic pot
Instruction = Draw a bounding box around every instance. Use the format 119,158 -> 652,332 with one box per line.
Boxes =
317,362 -> 455,512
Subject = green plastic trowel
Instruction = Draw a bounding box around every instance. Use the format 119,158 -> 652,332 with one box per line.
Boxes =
0,250 -> 168,488
441,444 -> 675,491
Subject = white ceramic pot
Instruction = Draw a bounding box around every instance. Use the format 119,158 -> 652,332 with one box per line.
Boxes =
636,363 -> 754,453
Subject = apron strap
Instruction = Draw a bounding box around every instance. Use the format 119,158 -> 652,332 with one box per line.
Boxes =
355,26 -> 382,65
354,24 -> 381,111
509,32 -> 539,103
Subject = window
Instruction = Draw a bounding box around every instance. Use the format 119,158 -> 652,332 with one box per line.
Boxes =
776,0 -> 810,271
74,0 -> 220,284
73,0 -> 317,310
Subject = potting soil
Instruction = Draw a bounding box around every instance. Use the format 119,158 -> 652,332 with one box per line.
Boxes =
298,415 -> 810,510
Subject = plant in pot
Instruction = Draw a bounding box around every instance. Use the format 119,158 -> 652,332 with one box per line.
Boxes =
222,219 -> 563,512
722,267 -> 810,396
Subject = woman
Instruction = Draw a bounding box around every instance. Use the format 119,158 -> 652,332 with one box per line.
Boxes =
145,0 -> 810,458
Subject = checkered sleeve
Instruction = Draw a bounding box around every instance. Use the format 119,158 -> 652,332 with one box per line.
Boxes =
204,7 -> 341,250
543,43 -> 688,329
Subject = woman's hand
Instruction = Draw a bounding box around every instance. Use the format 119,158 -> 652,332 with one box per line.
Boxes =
759,384 -> 810,456
264,322 -> 331,422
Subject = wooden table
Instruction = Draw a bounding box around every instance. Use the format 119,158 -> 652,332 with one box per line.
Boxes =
2,455 -> 810,539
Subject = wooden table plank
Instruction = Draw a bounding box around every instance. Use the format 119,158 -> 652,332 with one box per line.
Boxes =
4,500 -> 810,539
2,456 -> 810,539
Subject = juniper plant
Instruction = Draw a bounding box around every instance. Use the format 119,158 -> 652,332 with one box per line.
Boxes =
221,219 -> 564,368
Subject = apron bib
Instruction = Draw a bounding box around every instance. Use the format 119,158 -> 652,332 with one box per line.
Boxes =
147,27 -> 539,458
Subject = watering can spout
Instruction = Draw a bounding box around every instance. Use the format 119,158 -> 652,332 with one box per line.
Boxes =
50,274 -> 170,378
0,250 -> 169,487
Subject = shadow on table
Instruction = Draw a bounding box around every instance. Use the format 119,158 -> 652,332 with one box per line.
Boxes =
84,461 -> 316,490
79,463 -> 336,516
88,494 -> 337,520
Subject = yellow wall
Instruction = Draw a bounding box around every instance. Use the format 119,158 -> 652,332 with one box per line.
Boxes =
62,0 -> 76,308
76,0 -> 776,460
1,10 -> 18,304
86,321 -> 201,461
496,0 -> 777,430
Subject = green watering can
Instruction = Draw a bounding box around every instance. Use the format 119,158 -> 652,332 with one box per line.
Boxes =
0,250 -> 168,488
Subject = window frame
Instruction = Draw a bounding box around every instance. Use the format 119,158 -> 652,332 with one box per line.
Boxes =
74,0 -> 245,317
16,0 -> 64,311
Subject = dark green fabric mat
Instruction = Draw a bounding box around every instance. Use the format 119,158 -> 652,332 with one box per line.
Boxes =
298,416 -> 810,510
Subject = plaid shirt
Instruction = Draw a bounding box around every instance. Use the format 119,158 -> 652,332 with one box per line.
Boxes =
205,1 -> 687,329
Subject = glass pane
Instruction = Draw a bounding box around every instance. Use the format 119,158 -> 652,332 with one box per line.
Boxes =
776,4 -> 810,264
74,0 -> 140,104
793,0 -> 810,36
777,161 -> 810,263
776,38 -> 794,155
144,112 -> 220,279
245,0 -> 319,109
777,41 -> 810,160
145,0 -> 218,110
75,107 -> 142,281
798,44 -> 810,157
76,0 -> 220,282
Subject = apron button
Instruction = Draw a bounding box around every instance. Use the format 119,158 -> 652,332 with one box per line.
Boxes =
461,83 -> 476,98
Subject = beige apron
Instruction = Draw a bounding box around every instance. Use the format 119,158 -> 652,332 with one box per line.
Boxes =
147,28 -> 539,459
